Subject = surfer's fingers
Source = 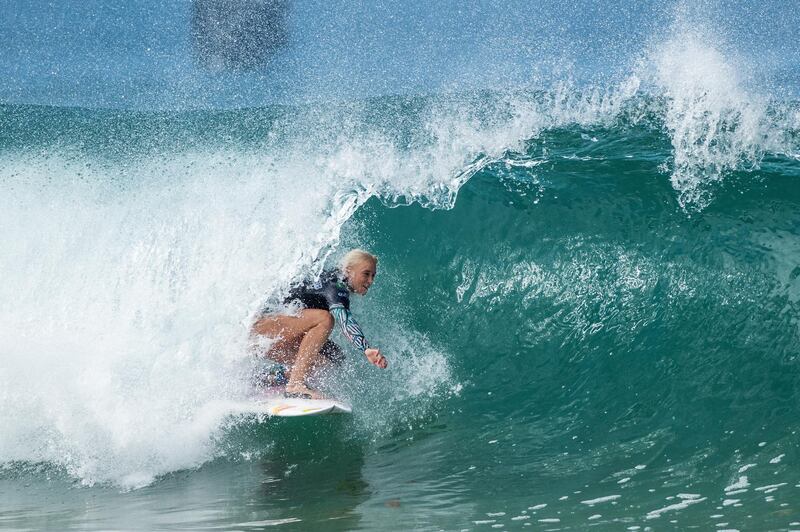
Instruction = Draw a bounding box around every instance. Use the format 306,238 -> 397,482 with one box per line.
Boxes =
365,348 -> 387,368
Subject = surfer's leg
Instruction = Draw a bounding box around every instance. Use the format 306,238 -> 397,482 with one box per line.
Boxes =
251,315 -> 302,363
284,310 -> 333,398
301,340 -> 344,387
251,310 -> 333,398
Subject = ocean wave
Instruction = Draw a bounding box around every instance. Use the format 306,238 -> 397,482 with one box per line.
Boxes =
1,71 -> 799,487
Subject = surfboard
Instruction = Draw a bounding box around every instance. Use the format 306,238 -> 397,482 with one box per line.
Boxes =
224,394 -> 352,417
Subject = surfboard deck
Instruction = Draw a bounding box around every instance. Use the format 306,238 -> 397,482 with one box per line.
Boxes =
224,392 -> 352,417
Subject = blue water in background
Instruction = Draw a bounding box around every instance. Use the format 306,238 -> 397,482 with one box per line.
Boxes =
2,0 -> 798,108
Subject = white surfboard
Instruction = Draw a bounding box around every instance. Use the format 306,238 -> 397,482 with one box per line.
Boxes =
224,395 -> 352,417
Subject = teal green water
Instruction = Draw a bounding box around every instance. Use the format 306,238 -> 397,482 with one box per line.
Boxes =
338,128 -> 800,528
1,89 -> 800,531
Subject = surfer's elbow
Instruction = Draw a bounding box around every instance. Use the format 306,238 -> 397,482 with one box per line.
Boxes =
322,311 -> 335,329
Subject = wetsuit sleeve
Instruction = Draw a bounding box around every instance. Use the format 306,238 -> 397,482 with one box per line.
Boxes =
329,307 -> 370,352
322,279 -> 350,310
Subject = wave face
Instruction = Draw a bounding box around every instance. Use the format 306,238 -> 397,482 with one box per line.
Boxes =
1,4 -> 800,529
346,128 -> 800,528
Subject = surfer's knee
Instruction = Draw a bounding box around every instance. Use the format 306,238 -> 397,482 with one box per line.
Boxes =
251,315 -> 278,336
320,311 -> 334,332
303,309 -> 334,331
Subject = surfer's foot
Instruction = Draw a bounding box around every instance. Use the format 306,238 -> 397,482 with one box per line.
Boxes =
284,383 -> 325,400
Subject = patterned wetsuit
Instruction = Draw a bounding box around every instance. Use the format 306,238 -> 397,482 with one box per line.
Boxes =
283,269 -> 370,353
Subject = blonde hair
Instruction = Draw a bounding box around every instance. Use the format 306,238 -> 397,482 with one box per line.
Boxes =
339,249 -> 377,272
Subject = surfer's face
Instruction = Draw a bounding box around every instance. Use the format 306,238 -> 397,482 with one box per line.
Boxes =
347,260 -> 377,295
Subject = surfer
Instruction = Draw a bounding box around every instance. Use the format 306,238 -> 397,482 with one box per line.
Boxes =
252,249 -> 387,399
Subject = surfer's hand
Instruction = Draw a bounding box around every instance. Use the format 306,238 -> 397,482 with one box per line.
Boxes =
365,348 -> 387,369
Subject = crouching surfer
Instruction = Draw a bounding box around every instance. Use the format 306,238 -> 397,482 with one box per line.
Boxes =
251,249 -> 387,399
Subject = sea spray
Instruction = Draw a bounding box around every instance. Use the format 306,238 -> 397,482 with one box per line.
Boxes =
648,14 -> 768,209
0,80 -> 798,490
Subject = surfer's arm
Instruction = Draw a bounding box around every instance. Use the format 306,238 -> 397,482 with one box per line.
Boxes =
329,306 -> 370,352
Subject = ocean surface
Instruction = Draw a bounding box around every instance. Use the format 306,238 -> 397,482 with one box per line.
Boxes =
2,1 -> 800,530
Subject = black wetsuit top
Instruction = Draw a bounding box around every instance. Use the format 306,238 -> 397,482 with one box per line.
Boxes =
283,269 -> 350,311
282,269 -> 369,352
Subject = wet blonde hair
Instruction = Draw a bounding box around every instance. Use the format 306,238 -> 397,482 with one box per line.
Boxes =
339,249 -> 378,273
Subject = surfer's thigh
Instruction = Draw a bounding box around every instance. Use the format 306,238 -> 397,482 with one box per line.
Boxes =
252,309 -> 333,346
253,310 -> 333,363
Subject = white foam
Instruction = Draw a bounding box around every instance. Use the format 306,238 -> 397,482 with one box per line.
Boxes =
236,518 -> 302,527
725,476 -> 750,492
581,495 -> 621,506
12,84 -> 615,487
755,483 -> 787,492
725,489 -> 748,496
646,496 -> 707,519
644,8 -> 783,209
0,113 -> 487,486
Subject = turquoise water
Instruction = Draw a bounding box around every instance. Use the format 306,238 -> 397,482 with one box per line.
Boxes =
2,2 -> 800,531
3,90 -> 799,530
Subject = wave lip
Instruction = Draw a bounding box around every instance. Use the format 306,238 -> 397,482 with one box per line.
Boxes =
636,4 -> 799,209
